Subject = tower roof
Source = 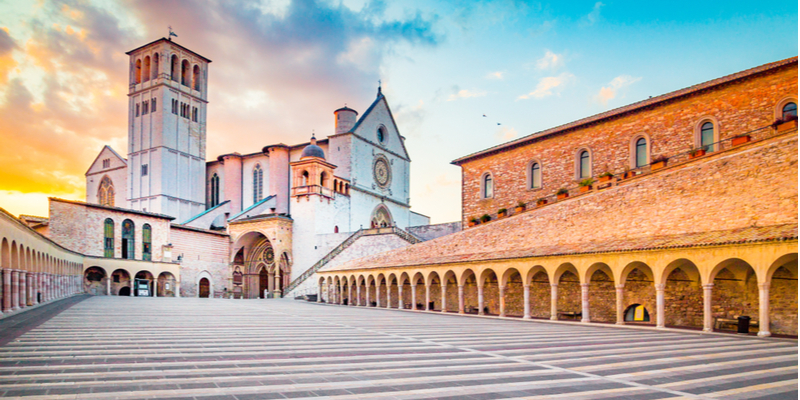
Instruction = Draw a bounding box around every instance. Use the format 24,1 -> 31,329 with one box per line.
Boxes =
300,135 -> 325,159
334,105 -> 358,115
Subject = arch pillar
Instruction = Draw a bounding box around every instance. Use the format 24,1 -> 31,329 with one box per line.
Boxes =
27,272 -> 34,306
477,284 -> 484,315
425,284 -> 430,311
498,285 -> 506,317
19,271 -> 26,309
580,283 -> 590,323
386,282 -> 391,308
615,284 -> 624,325
356,284 -> 361,306
655,283 -> 666,328
410,284 -> 416,310
106,275 -> 111,296
397,283 -> 403,309
522,285 -> 531,319
374,284 -> 380,308
758,283 -> 771,337
702,284 -> 714,333
440,283 -> 447,313
458,285 -> 465,314
11,270 -> 19,310
2,269 -> 11,311
365,282 -> 371,306
318,281 -> 323,303
550,284 -> 558,320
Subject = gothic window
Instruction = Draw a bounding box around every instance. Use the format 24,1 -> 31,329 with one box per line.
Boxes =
121,219 -> 135,260
141,164 -> 148,176
192,107 -> 198,122
529,162 -> 541,189
700,122 -> 715,152
209,173 -> 220,207
181,59 -> 190,86
135,103 -> 139,117
371,205 -> 393,228
103,218 -> 114,258
142,224 -> 152,261
302,171 -> 309,186
253,165 -> 263,203
152,54 -> 159,80
578,150 -> 591,179
635,137 -> 648,168
98,176 -> 114,207
482,173 -> 493,198
783,102 -> 797,119
142,101 -> 148,115
193,64 -> 200,91
171,55 -> 179,81
143,56 -> 150,82
135,59 -> 142,84
151,98 -> 156,113
171,99 -> 177,114
102,159 -> 110,169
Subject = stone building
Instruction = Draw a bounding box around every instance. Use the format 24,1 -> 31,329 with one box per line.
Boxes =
318,57 -> 798,337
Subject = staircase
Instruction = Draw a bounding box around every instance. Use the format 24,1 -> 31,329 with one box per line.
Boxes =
284,226 -> 422,295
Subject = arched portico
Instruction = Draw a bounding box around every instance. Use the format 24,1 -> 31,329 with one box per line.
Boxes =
84,266 -> 108,295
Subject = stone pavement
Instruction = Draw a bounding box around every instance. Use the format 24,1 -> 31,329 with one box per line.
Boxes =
0,297 -> 796,400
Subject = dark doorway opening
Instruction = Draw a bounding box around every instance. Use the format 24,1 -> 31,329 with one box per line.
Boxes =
259,268 -> 268,298
199,278 -> 210,298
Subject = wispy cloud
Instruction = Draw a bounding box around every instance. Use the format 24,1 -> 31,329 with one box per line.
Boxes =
586,2 -> 604,25
485,71 -> 504,80
495,126 -> 518,141
594,75 -> 641,105
518,72 -> 575,100
535,50 -> 564,70
448,88 -> 486,101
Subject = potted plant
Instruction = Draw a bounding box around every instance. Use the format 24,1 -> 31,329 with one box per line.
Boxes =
497,208 -> 508,218
515,201 -> 526,213
650,155 -> 668,170
622,168 -> 635,179
578,178 -> 595,193
537,197 -> 548,206
773,115 -> 798,133
598,172 -> 614,183
480,214 -> 491,223
732,134 -> 751,146
689,147 -> 706,159
468,217 -> 479,227
556,188 -> 569,200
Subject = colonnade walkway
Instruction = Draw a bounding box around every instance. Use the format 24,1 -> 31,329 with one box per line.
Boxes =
0,297 -> 796,399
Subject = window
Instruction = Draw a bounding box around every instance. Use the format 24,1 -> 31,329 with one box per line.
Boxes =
635,138 -> 647,168
192,107 -> 198,122
193,64 -> 200,91
700,122 -> 714,152
579,150 -> 591,179
102,159 -> 110,169
141,164 -> 148,176
181,59 -> 190,86
135,103 -> 140,117
103,218 -> 114,258
135,59 -> 141,84
98,176 -> 115,207
121,219 -> 134,260
528,162 -> 542,189
171,99 -> 178,115
783,102 -> 797,119
377,126 -> 386,143
143,56 -> 150,82
151,98 -> 156,113
171,55 -> 179,81
253,165 -> 263,203
152,54 -> 159,80
142,224 -> 152,261
302,170 -> 309,186
209,173 -> 220,207
142,101 -> 148,115
482,173 -> 493,198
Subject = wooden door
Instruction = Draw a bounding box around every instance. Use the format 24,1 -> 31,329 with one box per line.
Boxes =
199,278 -> 210,298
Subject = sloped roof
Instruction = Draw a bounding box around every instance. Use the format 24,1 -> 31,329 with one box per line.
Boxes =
85,145 -> 127,176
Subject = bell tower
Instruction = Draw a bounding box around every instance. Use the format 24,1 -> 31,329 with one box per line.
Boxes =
125,38 -> 211,221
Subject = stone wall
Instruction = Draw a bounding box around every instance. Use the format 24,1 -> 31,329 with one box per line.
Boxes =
770,266 -> 798,335
170,225 -> 230,298
589,270 -> 616,323
458,62 -> 797,224
407,222 -> 463,242
664,268 -> 703,328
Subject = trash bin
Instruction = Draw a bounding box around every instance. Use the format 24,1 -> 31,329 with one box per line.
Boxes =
737,316 -> 751,333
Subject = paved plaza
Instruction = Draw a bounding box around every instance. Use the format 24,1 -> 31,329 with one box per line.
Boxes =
0,296 -> 796,400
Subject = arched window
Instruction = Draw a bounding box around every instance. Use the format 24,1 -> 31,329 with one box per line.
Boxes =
103,218 -> 114,258
171,55 -> 179,82
334,226 -> 339,233
253,165 -> 263,203
209,173 -> 220,207
482,173 -> 493,198
193,65 -> 200,91
302,171 -> 309,186
782,102 -> 797,120
143,56 -> 150,82
529,162 -> 541,189
98,176 -> 115,207
635,138 -> 647,168
700,122 -> 714,152
135,59 -> 142,84
181,59 -> 190,86
121,219 -> 135,260
152,54 -> 159,80
142,224 -> 152,261
320,171 -> 327,186
578,150 -> 591,179
371,205 -> 393,228
377,126 -> 387,143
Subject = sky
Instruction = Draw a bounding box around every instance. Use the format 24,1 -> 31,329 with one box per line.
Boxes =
0,0 -> 796,223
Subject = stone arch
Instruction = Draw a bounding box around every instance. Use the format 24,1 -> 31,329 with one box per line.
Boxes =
371,204 -> 393,228
620,262 -> 656,325
181,59 -> 190,86
774,95 -> 798,121
662,259 -> 703,329
157,272 -> 177,297
411,271 -> 425,309
143,55 -> 151,82
441,270 -> 458,312
710,258 -> 758,332
629,133 -> 652,169
694,116 -> 720,152
427,271 -> 441,311
459,268 -> 478,313
197,270 -> 213,298
502,267 -> 524,317
83,266 -> 108,295
479,268 -> 500,315
527,265 -> 551,319
134,270 -> 155,297
586,263 -> 616,323
767,253 -> 798,336
192,64 -> 201,91
555,263 -> 580,319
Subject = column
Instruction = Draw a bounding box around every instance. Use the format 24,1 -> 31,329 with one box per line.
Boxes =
410,284 -> 416,310
397,283 -> 403,309
702,284 -> 714,333
28,272 -> 35,305
19,271 -> 27,309
441,284 -> 447,313
655,283 -> 666,328
523,285 -> 531,319
365,284 -> 371,306
130,278 -> 134,298
274,274 -> 281,296
106,276 -> 111,296
758,283 -> 771,337
550,284 -> 558,320
424,284 -> 430,311
348,284 -> 353,306
356,285 -> 362,306
386,283 -> 391,308
154,280 -> 158,298
615,284 -> 625,325
2,270 -> 10,311
375,285 -> 380,308
11,270 -> 19,310
41,273 -> 47,302
458,285 -> 465,314
580,283 -> 590,323
318,282 -> 324,302
175,280 -> 181,298
477,285 -> 484,315
498,285 -> 506,317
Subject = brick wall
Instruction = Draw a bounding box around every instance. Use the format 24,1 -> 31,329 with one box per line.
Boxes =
458,62 -> 797,224
170,226 -> 230,297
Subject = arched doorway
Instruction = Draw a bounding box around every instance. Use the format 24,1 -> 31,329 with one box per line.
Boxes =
259,267 -> 268,298
157,272 -> 176,297
111,269 -> 131,296
134,271 -> 154,297
199,278 -> 210,298
84,267 -> 108,295
624,303 -> 651,322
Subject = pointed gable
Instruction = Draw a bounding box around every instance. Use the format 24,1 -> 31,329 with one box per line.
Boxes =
86,145 -> 127,176
350,94 -> 410,161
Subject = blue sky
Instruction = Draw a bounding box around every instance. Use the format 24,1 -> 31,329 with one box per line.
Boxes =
0,0 -> 796,222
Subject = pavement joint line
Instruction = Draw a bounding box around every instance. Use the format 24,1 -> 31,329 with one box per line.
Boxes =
272,308 -> 720,400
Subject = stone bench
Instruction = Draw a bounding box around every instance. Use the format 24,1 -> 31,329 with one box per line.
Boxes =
558,312 -> 582,321
715,317 -> 758,332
